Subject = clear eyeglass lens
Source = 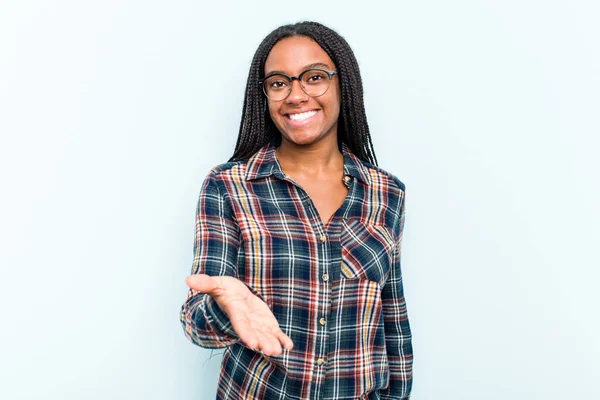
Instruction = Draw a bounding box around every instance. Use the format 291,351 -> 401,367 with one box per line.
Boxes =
264,75 -> 291,101
301,70 -> 330,97
263,69 -> 331,100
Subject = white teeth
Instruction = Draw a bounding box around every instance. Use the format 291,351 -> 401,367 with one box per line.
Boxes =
288,110 -> 317,121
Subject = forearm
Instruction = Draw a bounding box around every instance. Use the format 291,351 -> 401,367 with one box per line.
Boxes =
181,171 -> 242,348
379,192 -> 413,399
377,302 -> 413,399
180,289 -> 240,348
377,347 -> 413,399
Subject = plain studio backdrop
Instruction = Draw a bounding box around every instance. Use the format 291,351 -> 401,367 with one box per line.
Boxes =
1,1 -> 598,399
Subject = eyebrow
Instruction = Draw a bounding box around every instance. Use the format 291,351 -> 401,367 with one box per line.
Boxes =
265,62 -> 332,76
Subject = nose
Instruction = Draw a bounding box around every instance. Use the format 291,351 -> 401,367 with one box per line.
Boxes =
285,78 -> 308,104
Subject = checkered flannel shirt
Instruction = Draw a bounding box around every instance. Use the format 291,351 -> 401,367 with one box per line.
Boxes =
180,138 -> 412,399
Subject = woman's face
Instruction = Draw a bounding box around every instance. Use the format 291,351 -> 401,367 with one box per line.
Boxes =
264,36 -> 341,147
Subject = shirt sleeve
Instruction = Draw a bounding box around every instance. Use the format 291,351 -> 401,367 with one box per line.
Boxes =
179,170 -> 242,348
378,192 -> 413,399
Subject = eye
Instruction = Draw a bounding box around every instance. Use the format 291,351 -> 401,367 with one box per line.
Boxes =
270,80 -> 288,89
303,70 -> 328,85
264,75 -> 289,91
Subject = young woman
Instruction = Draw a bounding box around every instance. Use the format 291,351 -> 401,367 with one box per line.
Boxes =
180,21 -> 413,400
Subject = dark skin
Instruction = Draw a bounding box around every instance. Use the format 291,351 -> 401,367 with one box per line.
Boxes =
185,36 -> 347,356
269,36 -> 347,227
276,145 -> 348,227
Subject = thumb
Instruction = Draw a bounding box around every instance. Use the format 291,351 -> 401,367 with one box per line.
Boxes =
185,274 -> 222,295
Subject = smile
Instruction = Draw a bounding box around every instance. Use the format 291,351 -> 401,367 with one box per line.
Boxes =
286,110 -> 317,121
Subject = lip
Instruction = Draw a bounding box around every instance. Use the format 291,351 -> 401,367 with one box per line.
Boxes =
283,109 -> 320,127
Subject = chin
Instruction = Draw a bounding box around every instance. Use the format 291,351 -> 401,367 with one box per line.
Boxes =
279,127 -> 328,145
283,133 -> 321,146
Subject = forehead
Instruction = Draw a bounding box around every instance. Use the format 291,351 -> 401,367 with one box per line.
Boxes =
264,36 -> 335,74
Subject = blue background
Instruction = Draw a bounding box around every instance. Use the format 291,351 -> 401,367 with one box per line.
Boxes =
1,1 -> 598,398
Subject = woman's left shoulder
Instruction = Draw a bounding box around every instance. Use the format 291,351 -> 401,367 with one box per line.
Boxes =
361,161 -> 406,194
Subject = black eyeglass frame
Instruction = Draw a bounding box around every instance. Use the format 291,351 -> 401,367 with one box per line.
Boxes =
259,68 -> 338,101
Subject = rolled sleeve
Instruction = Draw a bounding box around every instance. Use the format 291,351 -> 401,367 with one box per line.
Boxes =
180,170 -> 241,348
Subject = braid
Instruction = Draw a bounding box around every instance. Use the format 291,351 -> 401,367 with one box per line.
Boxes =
229,21 -> 378,166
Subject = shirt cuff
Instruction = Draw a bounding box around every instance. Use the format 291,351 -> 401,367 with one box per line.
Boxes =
201,294 -> 240,341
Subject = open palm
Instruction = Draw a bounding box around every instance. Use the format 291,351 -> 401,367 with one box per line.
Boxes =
186,274 -> 294,356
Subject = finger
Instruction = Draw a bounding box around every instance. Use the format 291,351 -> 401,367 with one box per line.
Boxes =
268,335 -> 283,356
255,330 -> 276,356
260,327 -> 283,356
267,327 -> 284,355
185,274 -> 221,295
239,330 -> 260,351
273,327 -> 294,350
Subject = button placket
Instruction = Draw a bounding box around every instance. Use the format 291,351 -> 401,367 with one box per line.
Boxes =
299,192 -> 331,381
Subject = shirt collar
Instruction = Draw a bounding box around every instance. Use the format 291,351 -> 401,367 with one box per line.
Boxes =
245,137 -> 371,185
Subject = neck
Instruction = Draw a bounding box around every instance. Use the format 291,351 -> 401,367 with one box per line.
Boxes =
275,134 -> 343,176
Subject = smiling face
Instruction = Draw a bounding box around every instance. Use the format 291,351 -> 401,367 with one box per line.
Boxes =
264,36 -> 341,147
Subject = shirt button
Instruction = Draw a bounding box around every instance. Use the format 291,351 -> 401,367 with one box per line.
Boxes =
319,317 -> 327,326
322,273 -> 329,282
343,175 -> 352,183
319,234 -> 327,243
316,358 -> 326,366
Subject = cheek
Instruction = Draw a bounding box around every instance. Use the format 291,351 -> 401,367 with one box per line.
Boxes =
329,93 -> 341,120
330,85 -> 342,116
267,102 -> 280,121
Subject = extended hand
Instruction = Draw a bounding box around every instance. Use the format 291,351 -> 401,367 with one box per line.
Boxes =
185,274 -> 294,356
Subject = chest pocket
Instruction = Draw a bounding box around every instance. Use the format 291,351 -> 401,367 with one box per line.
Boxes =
340,218 -> 396,287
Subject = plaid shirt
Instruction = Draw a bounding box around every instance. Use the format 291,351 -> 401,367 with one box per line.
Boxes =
180,139 -> 412,400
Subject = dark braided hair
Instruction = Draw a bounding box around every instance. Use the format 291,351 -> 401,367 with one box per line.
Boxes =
228,21 -> 378,165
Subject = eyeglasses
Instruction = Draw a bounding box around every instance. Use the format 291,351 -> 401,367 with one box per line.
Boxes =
259,68 -> 338,101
